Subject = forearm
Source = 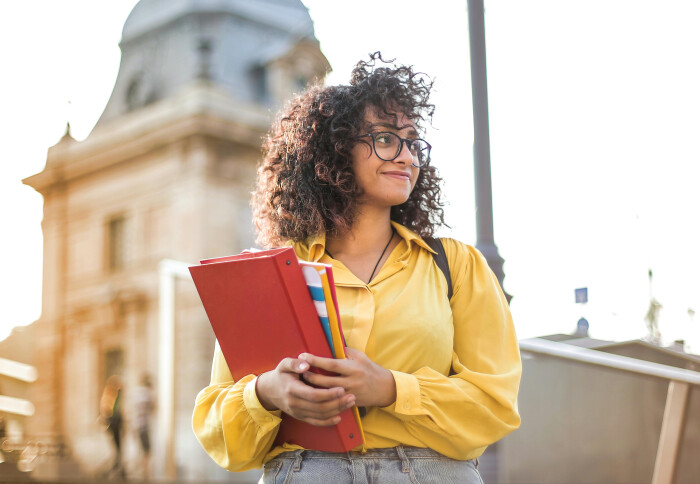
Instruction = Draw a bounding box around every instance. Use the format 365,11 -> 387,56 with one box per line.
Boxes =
192,376 -> 282,471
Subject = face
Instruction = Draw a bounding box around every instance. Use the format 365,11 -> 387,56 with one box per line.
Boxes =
350,108 -> 420,210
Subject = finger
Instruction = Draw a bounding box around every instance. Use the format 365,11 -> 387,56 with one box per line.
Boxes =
299,353 -> 347,374
278,357 -> 310,375
290,393 -> 356,419
302,371 -> 347,390
303,415 -> 342,427
289,380 -> 345,404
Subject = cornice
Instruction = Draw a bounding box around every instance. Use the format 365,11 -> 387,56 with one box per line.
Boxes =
24,82 -> 270,195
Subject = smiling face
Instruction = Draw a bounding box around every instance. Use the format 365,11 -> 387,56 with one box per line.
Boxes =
351,107 -> 421,210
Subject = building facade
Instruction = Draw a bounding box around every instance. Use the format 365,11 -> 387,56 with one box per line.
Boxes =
23,1 -> 329,480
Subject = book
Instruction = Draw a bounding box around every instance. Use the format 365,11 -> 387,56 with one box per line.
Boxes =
299,261 -> 366,444
189,247 -> 363,452
299,264 -> 335,355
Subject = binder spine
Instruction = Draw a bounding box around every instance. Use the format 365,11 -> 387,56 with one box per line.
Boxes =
273,251 -> 332,359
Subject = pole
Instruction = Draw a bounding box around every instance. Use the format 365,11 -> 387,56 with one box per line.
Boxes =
467,0 -> 511,301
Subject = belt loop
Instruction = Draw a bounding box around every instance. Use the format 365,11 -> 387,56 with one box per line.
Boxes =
395,445 -> 410,474
292,450 -> 304,471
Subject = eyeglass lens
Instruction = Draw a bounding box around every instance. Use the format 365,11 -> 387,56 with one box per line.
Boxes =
373,132 -> 430,166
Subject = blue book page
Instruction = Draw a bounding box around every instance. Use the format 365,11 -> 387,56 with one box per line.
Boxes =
300,265 -> 335,355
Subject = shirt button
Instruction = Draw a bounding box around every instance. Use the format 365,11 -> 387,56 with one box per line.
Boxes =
404,403 -> 411,410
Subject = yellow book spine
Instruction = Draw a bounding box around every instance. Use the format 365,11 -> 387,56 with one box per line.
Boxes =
319,270 -> 345,359
318,269 -> 366,449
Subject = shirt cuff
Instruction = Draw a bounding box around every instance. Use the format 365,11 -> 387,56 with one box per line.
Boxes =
385,370 -> 424,416
243,376 -> 283,430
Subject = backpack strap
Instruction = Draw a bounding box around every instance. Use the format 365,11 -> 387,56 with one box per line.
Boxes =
424,237 -> 453,301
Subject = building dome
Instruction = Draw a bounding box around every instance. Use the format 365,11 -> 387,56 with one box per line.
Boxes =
95,0 -> 327,128
121,0 -> 314,44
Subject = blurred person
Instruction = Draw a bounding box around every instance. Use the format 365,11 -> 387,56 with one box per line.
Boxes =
100,375 -> 125,478
192,53 -> 521,483
132,373 -> 155,479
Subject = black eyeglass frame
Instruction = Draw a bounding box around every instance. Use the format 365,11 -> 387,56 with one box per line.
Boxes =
358,132 -> 432,167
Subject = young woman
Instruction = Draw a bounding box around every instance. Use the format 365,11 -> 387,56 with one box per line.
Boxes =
193,53 -> 521,483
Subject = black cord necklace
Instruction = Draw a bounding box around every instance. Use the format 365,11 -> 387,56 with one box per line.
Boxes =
325,227 -> 396,283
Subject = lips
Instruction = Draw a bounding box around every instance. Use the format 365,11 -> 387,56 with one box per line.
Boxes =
382,171 -> 411,180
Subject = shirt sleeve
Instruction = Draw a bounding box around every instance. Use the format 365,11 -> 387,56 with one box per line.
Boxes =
381,240 -> 521,458
191,341 -> 283,471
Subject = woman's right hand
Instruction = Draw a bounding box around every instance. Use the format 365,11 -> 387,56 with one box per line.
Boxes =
255,356 -> 355,427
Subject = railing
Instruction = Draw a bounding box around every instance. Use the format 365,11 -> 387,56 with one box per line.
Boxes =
0,356 -> 37,417
520,338 -> 700,484
156,259 -> 193,481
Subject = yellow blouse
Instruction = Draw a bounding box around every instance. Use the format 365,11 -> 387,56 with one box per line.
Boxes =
192,222 -> 521,472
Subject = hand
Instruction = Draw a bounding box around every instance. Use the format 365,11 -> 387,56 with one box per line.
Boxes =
255,356 -> 356,427
299,348 -> 397,408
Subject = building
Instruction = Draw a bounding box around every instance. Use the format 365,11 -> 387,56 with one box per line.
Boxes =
22,0 -> 329,480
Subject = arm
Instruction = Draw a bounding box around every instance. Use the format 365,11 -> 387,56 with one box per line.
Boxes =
192,343 -> 355,471
301,240 -> 521,458
191,343 -> 283,471
384,240 -> 521,456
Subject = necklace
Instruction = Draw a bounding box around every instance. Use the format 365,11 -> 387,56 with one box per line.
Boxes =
325,227 -> 396,283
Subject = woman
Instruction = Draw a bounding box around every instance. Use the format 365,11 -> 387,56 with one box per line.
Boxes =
193,53 -> 521,483
100,375 -> 125,478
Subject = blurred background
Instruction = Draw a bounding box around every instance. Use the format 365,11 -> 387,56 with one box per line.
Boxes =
0,0 -> 698,482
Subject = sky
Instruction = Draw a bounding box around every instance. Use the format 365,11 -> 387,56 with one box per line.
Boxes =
1,0 -> 699,351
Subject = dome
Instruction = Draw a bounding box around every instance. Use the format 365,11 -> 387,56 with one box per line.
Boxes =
94,0 -> 327,128
121,0 -> 314,44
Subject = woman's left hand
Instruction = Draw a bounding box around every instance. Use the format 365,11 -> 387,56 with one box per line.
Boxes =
299,348 -> 397,408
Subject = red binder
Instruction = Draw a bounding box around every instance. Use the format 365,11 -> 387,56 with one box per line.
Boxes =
189,247 -> 363,452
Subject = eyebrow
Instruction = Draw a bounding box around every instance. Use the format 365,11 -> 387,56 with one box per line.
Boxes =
368,122 -> 418,136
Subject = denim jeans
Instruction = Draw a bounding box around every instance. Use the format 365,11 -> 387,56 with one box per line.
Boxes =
259,446 -> 483,484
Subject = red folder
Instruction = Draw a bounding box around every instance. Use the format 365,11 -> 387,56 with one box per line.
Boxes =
189,247 -> 363,452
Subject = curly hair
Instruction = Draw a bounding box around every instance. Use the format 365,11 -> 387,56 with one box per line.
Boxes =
252,52 -> 446,247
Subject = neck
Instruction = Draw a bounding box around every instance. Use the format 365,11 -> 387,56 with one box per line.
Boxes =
326,206 -> 393,257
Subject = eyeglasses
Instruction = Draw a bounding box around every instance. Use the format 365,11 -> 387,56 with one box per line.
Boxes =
358,132 -> 431,167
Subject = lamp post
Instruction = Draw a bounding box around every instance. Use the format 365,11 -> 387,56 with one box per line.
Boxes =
467,0 -> 511,302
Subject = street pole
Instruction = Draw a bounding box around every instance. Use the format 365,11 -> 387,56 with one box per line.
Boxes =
467,0 -> 511,302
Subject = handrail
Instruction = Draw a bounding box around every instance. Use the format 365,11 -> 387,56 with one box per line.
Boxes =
519,338 -> 700,386
0,357 -> 38,383
519,336 -> 698,484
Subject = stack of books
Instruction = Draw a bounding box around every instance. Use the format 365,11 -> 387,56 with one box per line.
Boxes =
189,247 -> 364,452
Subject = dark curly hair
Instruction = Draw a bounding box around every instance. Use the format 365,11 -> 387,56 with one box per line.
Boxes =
252,52 -> 446,247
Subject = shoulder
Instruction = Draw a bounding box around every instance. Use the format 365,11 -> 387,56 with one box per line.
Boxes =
435,237 -> 484,268
434,238 -> 500,294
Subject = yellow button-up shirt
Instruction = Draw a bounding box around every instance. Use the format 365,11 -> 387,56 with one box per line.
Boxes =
192,222 -> 521,471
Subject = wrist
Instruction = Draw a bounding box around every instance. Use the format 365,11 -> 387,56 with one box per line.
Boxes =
376,368 -> 397,407
255,372 -> 279,411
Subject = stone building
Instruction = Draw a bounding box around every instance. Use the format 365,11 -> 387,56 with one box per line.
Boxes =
22,0 -> 329,480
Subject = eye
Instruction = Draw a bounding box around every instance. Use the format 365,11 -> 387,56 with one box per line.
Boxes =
374,132 -> 395,145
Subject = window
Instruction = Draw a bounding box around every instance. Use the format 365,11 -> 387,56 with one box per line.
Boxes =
250,65 -> 268,103
107,216 -> 126,271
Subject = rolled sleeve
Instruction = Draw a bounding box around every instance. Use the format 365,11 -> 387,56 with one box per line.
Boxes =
386,370 -> 425,417
242,377 -> 283,430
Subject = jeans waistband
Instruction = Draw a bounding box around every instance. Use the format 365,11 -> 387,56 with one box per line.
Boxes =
275,446 -> 453,461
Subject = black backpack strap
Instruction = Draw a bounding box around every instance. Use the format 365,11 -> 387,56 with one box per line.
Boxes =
424,237 -> 453,301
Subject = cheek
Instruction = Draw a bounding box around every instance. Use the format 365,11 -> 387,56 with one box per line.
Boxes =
410,169 -> 420,191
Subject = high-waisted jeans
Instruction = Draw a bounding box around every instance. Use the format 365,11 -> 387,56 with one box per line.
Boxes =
259,446 -> 483,484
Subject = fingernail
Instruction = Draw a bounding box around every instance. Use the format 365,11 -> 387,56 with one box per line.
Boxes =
298,353 -> 308,360
299,362 -> 309,371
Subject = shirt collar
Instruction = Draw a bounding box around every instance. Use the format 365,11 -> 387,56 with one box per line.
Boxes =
300,221 -> 436,261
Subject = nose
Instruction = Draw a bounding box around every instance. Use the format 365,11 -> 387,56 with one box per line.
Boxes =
393,140 -> 413,165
